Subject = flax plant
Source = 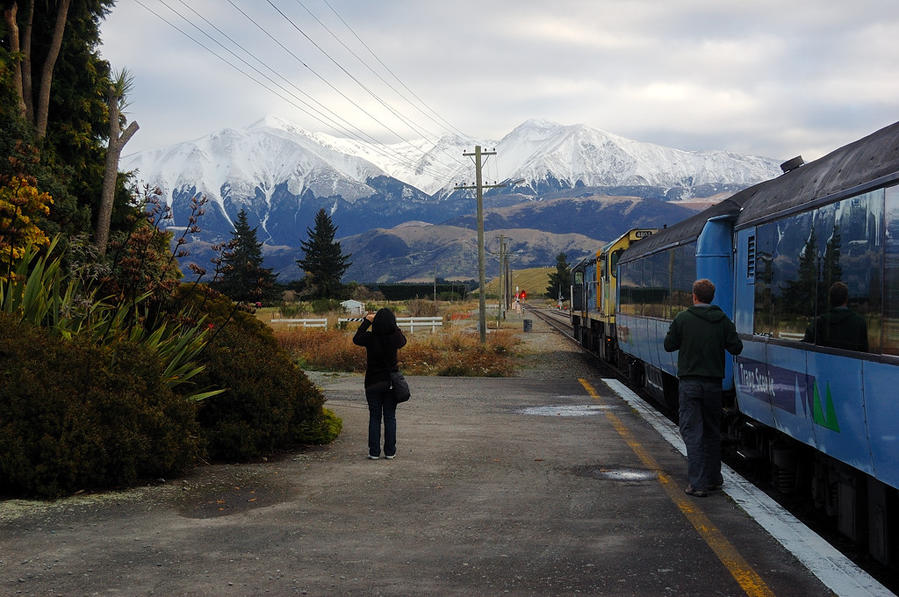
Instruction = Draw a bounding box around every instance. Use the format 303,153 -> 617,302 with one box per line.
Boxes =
1,239 -> 222,401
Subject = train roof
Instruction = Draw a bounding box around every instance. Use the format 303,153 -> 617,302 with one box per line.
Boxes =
617,195 -> 749,264
617,119 -> 899,264
735,120 -> 899,229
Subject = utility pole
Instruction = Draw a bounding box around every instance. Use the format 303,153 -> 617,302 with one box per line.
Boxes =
454,146 -> 500,344
497,234 -> 505,323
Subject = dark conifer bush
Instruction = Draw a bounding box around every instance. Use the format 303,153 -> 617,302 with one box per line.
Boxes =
173,285 -> 335,461
0,314 -> 200,498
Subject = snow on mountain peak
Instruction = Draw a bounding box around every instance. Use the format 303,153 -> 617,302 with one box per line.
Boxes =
124,115 -> 782,237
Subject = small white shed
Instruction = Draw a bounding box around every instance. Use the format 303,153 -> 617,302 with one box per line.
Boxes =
341,299 -> 365,315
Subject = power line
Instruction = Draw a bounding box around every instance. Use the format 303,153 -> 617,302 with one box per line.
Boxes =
165,0 -> 447,178
291,0 -> 467,169
320,0 -> 470,141
263,0 -> 462,172
225,0 -> 453,177
136,0 -> 451,181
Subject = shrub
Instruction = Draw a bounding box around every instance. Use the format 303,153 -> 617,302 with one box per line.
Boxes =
292,407 -> 342,445
0,314 -> 200,498
275,325 -> 522,378
311,298 -> 340,314
278,301 -> 303,317
274,328 -> 365,372
175,285 -> 337,461
402,330 -> 521,377
407,298 -> 438,317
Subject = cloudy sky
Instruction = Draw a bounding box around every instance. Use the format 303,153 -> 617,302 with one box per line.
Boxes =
100,0 -> 899,163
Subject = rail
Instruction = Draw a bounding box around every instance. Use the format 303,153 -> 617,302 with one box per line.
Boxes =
339,316 -> 444,333
270,318 -> 328,329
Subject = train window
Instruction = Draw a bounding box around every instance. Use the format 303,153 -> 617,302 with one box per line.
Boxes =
810,191 -> 883,353
753,211 -> 814,339
671,243 -> 696,318
644,252 -> 669,318
884,186 -> 899,355
618,261 -> 640,315
756,189 -> 886,353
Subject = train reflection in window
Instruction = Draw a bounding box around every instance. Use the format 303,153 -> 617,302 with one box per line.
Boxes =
753,186 -> 894,354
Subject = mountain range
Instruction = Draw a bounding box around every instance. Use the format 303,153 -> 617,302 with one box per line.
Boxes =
122,116 -> 782,283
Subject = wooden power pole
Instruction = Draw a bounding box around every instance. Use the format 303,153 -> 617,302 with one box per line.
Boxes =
455,146 -> 503,344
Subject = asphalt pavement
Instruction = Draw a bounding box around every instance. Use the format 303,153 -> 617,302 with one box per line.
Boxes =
0,319 -> 835,596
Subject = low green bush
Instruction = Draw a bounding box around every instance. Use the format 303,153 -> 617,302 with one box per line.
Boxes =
0,314 -> 200,498
175,285 -> 338,461
292,407 -> 342,445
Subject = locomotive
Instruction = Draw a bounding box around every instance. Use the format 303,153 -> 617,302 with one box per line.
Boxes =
571,120 -> 899,566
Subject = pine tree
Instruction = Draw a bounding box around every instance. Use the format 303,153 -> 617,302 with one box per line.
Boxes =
546,252 -> 571,300
297,208 -> 352,298
217,209 -> 277,303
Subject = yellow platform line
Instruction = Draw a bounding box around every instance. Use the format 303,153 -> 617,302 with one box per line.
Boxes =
578,378 -> 774,597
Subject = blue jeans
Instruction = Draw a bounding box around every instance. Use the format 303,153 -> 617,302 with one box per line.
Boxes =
678,378 -> 723,490
366,381 -> 396,457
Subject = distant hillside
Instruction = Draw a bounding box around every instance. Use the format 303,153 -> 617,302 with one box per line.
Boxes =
445,194 -> 699,241
477,267 -> 554,297
340,223 -> 603,283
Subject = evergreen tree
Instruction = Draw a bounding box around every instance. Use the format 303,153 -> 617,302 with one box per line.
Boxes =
216,209 -> 277,303
297,208 -> 351,298
546,252 -> 571,301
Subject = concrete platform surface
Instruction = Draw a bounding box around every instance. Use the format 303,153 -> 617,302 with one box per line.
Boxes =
1,330 -> 840,595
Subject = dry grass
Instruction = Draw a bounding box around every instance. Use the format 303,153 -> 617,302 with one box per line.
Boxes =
274,327 -> 523,377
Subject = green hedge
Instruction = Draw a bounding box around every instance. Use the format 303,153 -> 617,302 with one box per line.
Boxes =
0,314 -> 200,498
175,285 -> 336,461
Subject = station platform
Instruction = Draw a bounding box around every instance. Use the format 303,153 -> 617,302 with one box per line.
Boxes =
0,318 -> 892,595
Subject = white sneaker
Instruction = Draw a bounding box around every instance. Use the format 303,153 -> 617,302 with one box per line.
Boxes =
367,455 -> 379,460
385,454 -> 395,460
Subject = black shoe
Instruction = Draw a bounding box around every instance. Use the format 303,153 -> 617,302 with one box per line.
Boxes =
684,485 -> 708,497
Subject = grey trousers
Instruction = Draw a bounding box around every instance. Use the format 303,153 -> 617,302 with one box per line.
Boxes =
678,378 -> 723,490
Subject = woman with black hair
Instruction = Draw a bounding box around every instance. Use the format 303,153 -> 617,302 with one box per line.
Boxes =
352,308 -> 407,459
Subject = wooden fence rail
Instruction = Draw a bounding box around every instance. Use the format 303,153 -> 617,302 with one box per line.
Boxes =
270,318 -> 328,329
338,316 -> 444,333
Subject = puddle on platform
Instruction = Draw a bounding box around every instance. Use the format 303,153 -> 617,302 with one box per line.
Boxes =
573,465 -> 657,482
520,404 -> 616,417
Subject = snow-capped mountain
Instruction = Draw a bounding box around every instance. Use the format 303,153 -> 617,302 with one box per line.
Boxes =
122,115 -> 782,281
487,119 -> 780,195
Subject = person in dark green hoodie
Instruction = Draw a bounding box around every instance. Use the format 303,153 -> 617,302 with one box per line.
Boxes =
664,279 -> 743,497
802,282 -> 869,352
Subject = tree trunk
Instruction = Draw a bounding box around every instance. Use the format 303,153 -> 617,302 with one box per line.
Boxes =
3,3 -> 27,119
21,0 -> 34,122
35,0 -> 71,139
95,87 -> 139,255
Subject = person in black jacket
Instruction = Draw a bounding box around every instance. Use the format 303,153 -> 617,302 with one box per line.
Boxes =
802,282 -> 869,352
353,308 -> 407,460
664,279 -> 743,497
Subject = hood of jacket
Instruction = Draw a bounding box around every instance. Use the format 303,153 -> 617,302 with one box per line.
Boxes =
686,304 -> 728,323
372,308 -> 397,335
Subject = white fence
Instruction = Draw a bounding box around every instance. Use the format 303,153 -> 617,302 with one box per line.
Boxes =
270,318 -> 328,329
339,316 -> 444,333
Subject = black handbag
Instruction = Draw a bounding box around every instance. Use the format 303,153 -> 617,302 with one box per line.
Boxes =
390,371 -> 411,403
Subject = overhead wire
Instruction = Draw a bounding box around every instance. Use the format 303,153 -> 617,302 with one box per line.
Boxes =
165,0 -> 447,179
320,0 -> 469,141
224,0 -> 455,178
291,0 -> 466,169
135,0 -> 450,180
263,0 -> 463,172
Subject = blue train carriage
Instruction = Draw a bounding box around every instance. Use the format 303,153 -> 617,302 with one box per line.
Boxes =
615,196 -> 752,410
732,121 -> 899,560
571,229 -> 656,358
